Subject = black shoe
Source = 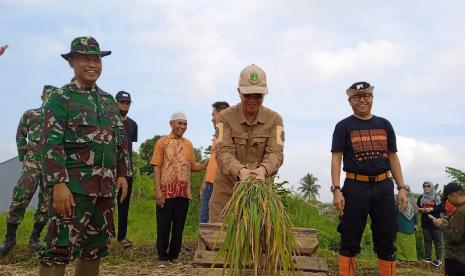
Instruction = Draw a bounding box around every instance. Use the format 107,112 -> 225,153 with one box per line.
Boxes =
119,238 -> 132,248
29,222 -> 46,251
0,223 -> 18,254
432,259 -> 442,267
422,258 -> 432,263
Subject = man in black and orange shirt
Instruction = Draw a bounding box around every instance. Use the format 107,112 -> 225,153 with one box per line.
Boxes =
331,81 -> 408,276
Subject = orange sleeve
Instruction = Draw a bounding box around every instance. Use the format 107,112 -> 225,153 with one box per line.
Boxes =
187,140 -> 196,165
150,138 -> 165,166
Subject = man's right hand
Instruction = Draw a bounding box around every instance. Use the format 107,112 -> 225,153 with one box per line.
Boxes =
53,183 -> 75,217
333,190 -> 345,215
154,189 -> 165,208
238,168 -> 253,181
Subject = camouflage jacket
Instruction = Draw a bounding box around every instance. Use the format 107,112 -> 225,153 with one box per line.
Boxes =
41,81 -> 130,197
16,108 -> 44,162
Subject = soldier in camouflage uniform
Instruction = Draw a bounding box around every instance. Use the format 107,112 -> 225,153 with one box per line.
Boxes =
0,85 -> 55,254
38,36 -> 130,276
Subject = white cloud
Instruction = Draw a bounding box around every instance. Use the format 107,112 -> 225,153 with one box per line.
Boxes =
2,1 -> 465,209
305,40 -> 410,79
397,136 -> 463,193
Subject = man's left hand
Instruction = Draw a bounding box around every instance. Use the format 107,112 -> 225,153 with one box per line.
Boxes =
433,218 -> 448,228
117,176 -> 128,203
397,188 -> 408,210
252,166 -> 266,181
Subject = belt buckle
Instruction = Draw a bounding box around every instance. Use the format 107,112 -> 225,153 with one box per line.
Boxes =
368,176 -> 376,182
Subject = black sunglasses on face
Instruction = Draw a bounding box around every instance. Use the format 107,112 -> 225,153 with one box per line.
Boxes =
243,93 -> 264,100
423,185 -> 431,188
350,93 -> 372,101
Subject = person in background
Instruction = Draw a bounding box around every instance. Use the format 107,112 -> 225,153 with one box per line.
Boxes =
395,187 -> 418,262
199,101 -> 229,223
417,180 -> 443,267
433,182 -> 465,276
151,112 -> 207,267
0,86 -> 55,254
115,91 -> 138,248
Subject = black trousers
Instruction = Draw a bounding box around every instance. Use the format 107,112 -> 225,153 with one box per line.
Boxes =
156,197 -> 189,261
117,177 -> 133,241
337,178 -> 397,260
445,258 -> 465,276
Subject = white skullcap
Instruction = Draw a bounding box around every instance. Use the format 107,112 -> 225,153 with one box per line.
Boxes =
170,112 -> 187,121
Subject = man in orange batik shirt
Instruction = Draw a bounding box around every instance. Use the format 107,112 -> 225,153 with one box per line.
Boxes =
151,112 -> 207,267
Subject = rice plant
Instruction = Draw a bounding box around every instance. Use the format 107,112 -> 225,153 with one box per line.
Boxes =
213,177 -> 297,275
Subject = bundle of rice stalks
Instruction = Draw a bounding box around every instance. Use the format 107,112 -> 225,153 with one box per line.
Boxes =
213,177 -> 297,275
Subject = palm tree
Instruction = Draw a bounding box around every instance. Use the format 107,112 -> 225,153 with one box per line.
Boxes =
298,173 -> 321,201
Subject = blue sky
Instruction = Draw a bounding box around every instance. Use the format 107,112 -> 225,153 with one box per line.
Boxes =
1,0 -> 465,202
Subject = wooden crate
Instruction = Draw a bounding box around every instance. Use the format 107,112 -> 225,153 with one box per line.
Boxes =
192,223 -> 328,275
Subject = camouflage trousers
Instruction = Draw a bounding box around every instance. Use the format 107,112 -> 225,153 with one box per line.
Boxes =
7,159 -> 48,225
38,194 -> 115,266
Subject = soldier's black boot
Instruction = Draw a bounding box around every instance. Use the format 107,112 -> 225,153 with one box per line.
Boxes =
0,223 -> 18,254
29,222 -> 46,251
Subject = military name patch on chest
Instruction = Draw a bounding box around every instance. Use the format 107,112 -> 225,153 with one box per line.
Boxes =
232,131 -> 248,138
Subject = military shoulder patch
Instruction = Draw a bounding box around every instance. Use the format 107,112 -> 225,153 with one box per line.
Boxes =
215,123 -> 224,143
276,125 -> 284,146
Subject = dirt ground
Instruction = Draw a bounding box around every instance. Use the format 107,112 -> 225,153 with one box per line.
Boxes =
0,242 -> 444,276
0,262 -> 194,276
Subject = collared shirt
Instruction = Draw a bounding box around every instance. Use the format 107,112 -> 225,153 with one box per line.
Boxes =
214,103 -> 284,186
205,140 -> 217,184
41,80 -> 130,197
150,133 -> 196,199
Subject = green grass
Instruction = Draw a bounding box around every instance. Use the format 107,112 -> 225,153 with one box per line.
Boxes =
0,173 -> 444,275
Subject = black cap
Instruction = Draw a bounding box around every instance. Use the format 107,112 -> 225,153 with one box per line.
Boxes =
115,91 -> 132,102
443,182 -> 463,200
349,81 -> 371,90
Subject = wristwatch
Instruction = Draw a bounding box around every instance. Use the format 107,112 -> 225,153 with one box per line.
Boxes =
330,185 -> 341,193
397,185 -> 410,192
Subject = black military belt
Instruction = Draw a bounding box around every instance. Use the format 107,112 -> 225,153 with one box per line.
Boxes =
346,171 -> 391,182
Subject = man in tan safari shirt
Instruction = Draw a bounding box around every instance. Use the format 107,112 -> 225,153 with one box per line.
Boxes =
208,64 -> 285,223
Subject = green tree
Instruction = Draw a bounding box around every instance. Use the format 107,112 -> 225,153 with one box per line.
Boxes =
138,135 -> 162,174
194,146 -> 204,162
297,173 -> 321,201
445,166 -> 465,186
203,145 -> 212,156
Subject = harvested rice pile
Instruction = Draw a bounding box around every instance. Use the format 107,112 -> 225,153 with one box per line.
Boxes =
214,177 -> 297,275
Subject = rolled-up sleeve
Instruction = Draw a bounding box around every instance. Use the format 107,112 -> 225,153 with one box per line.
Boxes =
260,114 -> 284,176
215,114 -> 245,179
